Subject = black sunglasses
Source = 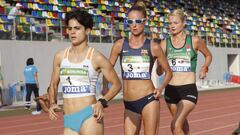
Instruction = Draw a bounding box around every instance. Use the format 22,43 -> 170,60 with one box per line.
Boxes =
126,18 -> 146,25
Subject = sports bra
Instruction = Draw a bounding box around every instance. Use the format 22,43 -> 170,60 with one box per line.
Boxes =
60,47 -> 99,98
166,35 -> 197,72
120,38 -> 154,80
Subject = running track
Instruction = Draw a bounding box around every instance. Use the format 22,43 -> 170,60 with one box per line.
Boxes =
0,89 -> 239,135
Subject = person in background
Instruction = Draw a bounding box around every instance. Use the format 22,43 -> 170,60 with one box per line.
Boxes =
7,3 -> 25,40
34,87 -> 60,113
0,68 -> 4,106
23,58 -> 41,115
34,87 -> 50,113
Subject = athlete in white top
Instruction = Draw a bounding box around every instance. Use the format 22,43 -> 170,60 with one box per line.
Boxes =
60,47 -> 99,99
48,10 -> 121,135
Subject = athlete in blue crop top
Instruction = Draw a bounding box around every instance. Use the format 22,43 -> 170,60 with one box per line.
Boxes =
48,10 -> 121,135
104,2 -> 172,135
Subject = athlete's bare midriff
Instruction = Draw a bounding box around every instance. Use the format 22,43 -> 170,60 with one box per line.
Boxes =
63,95 -> 96,114
123,79 -> 155,101
169,72 -> 196,85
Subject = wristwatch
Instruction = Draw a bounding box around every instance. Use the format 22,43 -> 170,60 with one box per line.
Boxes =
98,98 -> 108,108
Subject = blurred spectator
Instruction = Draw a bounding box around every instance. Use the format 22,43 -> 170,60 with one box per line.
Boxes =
0,68 -> 4,106
33,87 -> 50,113
23,58 -> 40,114
7,3 -> 25,40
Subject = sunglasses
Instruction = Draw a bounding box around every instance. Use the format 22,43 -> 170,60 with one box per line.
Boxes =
126,18 -> 146,25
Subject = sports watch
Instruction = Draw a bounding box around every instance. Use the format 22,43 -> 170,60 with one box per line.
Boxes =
98,98 -> 108,108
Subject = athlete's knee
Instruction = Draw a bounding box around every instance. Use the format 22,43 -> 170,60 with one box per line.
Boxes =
173,127 -> 183,135
172,121 -> 184,135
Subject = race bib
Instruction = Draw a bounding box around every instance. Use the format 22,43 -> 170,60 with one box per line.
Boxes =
60,68 -> 91,94
122,56 -> 150,79
168,55 -> 191,72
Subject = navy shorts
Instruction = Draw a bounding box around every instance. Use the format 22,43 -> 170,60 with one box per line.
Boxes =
124,93 -> 159,114
164,84 -> 198,104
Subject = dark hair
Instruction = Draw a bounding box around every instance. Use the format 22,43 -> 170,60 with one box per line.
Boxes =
128,1 -> 147,18
26,58 -> 34,66
65,10 -> 93,29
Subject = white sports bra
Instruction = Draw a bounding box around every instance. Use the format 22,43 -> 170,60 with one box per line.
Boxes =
60,47 -> 99,98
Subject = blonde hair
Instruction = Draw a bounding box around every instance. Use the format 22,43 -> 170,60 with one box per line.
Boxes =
135,1 -> 146,9
128,1 -> 147,17
169,9 -> 185,22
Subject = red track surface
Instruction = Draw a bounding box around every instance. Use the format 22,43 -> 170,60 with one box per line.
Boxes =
0,89 -> 239,135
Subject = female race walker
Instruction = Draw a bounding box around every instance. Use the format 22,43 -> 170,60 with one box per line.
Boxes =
105,2 -> 172,135
48,10 -> 121,135
158,9 -> 212,135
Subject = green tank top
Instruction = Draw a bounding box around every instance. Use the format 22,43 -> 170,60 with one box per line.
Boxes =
166,35 -> 197,72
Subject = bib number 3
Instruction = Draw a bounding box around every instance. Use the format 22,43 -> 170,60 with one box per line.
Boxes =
127,64 -> 133,72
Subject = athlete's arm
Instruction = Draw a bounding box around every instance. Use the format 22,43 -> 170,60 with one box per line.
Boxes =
48,51 -> 62,120
109,38 -> 124,65
156,39 -> 167,76
102,39 -> 123,95
152,41 -> 172,97
94,50 -> 122,101
93,50 -> 122,120
194,37 -> 212,79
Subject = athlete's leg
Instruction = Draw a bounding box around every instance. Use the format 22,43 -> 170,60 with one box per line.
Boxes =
167,103 -> 191,135
183,120 -> 189,135
172,100 -> 196,135
80,117 -> 103,135
166,103 -> 177,134
64,128 -> 79,135
142,100 -> 160,135
124,109 -> 142,135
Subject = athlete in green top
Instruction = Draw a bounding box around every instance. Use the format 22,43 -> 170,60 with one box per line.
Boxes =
166,34 -> 197,72
157,9 -> 212,135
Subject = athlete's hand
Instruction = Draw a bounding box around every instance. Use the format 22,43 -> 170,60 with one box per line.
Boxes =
153,88 -> 162,99
93,102 -> 104,122
199,71 -> 206,79
48,104 -> 61,120
199,66 -> 208,79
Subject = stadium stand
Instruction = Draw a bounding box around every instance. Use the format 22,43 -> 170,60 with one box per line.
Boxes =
0,0 -> 239,46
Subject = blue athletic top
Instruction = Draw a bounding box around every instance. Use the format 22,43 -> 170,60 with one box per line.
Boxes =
120,38 -> 154,80
24,65 -> 38,84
